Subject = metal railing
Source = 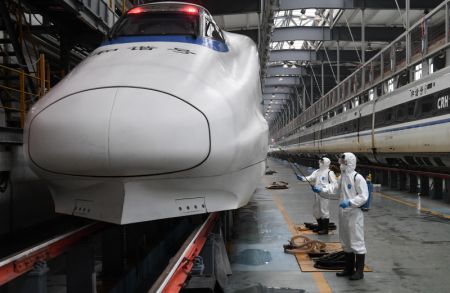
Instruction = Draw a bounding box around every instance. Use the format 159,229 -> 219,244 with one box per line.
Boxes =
273,0 -> 450,140
0,54 -> 50,127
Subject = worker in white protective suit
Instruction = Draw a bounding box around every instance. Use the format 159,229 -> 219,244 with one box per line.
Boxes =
297,157 -> 337,235
311,152 -> 368,280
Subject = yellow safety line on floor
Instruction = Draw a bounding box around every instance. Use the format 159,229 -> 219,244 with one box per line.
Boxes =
376,192 -> 450,219
272,193 -> 298,236
271,192 -> 333,293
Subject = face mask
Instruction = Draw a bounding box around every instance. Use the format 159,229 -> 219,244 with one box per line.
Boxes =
319,161 -> 324,168
340,164 -> 346,171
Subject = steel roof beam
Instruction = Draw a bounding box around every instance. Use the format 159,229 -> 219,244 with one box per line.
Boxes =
279,0 -> 353,10
269,49 -> 316,62
263,93 -> 291,99
265,76 -> 301,86
272,26 -> 404,42
269,49 -> 379,62
278,0 -> 443,10
263,86 -> 294,94
266,65 -> 307,76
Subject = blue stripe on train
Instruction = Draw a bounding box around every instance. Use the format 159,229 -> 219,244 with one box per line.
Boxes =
318,116 -> 450,142
101,35 -> 229,52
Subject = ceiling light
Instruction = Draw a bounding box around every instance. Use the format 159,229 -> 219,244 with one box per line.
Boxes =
279,77 -> 283,81
283,63 -> 288,68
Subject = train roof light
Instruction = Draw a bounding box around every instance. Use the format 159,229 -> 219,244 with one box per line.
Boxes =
128,7 -> 146,14
127,4 -> 200,15
183,6 -> 199,14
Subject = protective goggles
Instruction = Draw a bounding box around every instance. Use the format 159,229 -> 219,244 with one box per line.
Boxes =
338,154 -> 347,165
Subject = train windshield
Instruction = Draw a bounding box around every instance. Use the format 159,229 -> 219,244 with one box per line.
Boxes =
110,6 -> 200,38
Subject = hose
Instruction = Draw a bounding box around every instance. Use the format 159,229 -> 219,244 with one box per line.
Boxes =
283,235 -> 327,255
276,148 -> 339,200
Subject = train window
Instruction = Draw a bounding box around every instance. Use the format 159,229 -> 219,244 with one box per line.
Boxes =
360,115 -> 372,131
205,17 -> 224,42
387,78 -> 395,93
396,107 -> 406,121
420,101 -> 434,116
414,63 -> 422,81
368,89 -> 374,101
385,109 -> 393,123
376,84 -> 382,97
374,111 -> 383,128
432,53 -> 446,72
407,102 -> 416,117
397,71 -> 409,88
111,9 -> 200,38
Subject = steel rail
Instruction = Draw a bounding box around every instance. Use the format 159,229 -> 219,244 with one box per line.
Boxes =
150,212 -> 219,293
0,222 -> 105,285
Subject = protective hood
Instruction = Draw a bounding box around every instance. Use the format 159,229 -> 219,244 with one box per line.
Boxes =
340,152 -> 357,174
319,157 -> 331,170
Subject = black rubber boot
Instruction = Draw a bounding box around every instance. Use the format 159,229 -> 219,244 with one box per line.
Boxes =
349,254 -> 365,280
336,252 -> 355,277
318,218 -> 329,235
313,218 -> 322,232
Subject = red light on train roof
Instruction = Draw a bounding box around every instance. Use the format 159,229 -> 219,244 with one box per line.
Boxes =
128,7 -> 145,14
183,6 -> 199,14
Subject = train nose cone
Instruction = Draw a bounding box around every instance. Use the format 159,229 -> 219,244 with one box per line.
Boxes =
27,88 -> 210,176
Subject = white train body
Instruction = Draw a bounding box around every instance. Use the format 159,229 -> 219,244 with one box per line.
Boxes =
277,65 -> 450,169
24,2 -> 268,224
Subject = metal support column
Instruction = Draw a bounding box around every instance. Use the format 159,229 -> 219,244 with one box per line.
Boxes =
67,241 -> 96,293
302,86 -> 306,109
382,171 -> 389,187
406,0 -> 412,79
374,170 -> 382,185
310,75 -> 314,104
409,174 -> 418,193
430,177 -> 443,199
361,8 -> 366,88
419,176 -> 429,196
389,171 -> 398,189
59,31 -> 73,75
444,179 -> 450,203
337,41 -> 340,83
399,172 -> 407,190
321,61 -> 324,95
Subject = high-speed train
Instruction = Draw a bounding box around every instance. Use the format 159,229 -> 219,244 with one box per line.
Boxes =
273,64 -> 450,172
24,2 -> 268,224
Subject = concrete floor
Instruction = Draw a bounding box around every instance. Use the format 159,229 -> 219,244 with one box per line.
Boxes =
225,158 -> 450,293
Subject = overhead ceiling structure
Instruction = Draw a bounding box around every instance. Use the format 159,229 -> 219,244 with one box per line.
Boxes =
258,0 -> 445,128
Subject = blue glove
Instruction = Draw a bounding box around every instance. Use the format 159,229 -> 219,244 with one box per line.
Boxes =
312,185 -> 321,193
339,199 -> 351,208
296,175 -> 306,181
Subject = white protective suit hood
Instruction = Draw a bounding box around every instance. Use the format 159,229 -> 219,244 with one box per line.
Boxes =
340,152 -> 357,174
319,157 -> 331,171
